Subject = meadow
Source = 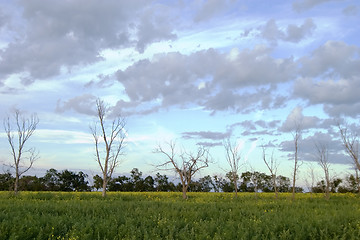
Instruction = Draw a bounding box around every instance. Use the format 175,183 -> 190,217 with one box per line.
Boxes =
0,192 -> 359,240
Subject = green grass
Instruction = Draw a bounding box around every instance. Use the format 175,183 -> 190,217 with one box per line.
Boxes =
0,192 -> 359,239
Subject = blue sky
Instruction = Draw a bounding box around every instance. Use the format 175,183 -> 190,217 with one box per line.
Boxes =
0,0 -> 359,185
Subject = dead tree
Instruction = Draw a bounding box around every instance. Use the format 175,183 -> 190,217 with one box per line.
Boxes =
338,123 -> 360,172
154,141 -> 210,199
3,109 -> 39,194
292,122 -> 302,200
315,143 -> 331,200
262,145 -> 279,199
304,162 -> 317,197
90,98 -> 126,197
224,138 -> 242,197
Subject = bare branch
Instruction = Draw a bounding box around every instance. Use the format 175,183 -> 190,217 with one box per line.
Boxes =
262,145 -> 279,198
3,109 -> 39,194
315,142 -> 331,199
90,98 -> 127,197
224,138 -> 242,196
292,120 -> 302,200
338,122 -> 360,171
154,141 -> 210,199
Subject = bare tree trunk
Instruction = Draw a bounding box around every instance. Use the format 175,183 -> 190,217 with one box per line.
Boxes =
102,174 -> 107,198
14,171 -> 19,193
316,143 -> 331,200
356,168 -> 360,195
305,163 -> 316,198
292,123 -> 301,201
182,184 -> 187,199
273,174 -> 278,199
292,146 -> 298,200
234,175 -> 238,197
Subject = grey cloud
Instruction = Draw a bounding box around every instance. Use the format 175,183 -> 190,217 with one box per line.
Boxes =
213,46 -> 297,87
203,89 -> 237,112
56,94 -> 97,115
323,103 -> 360,118
255,120 -> 281,129
85,74 -> 116,89
233,119 -> 281,132
294,77 -> 360,118
111,99 -> 162,116
203,88 -> 288,115
293,0 -> 345,12
342,5 -> 358,16
116,47 -> 295,114
294,41 -> 360,118
261,18 -> 316,43
280,106 -> 322,132
279,131 -> 349,164
284,18 -> 316,42
261,19 -> 284,42
0,9 -> 8,29
294,77 -> 360,105
196,142 -> 223,147
230,120 -> 281,137
298,41 -> 360,79
135,8 -> 177,53
242,129 -> 278,137
182,130 -> 232,141
116,51 -> 209,106
193,0 -> 238,22
0,0 -> 176,81
237,120 -> 257,131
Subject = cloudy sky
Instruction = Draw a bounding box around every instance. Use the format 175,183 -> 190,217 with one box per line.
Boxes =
0,0 -> 359,183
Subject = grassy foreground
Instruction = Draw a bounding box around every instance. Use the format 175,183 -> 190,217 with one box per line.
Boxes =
0,192 -> 359,240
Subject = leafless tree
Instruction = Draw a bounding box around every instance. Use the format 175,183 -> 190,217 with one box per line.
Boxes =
224,138 -> 242,197
338,123 -> 360,172
262,145 -> 279,199
315,143 -> 331,200
3,109 -> 39,194
154,141 -> 210,199
292,122 -> 302,200
304,162 -> 317,197
90,98 -> 126,197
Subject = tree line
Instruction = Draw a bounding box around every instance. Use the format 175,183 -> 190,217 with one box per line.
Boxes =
0,167 -> 358,194
3,98 -> 360,199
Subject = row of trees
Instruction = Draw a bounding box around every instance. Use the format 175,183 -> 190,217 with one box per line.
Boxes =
3,98 -> 360,199
0,167 -> 359,194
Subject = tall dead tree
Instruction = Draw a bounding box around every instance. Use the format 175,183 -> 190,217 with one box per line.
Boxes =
315,143 -> 331,200
224,138 -> 242,197
338,123 -> 360,172
90,98 -> 126,197
304,163 -> 316,197
154,141 -> 210,199
3,109 -> 39,194
262,145 -> 279,199
292,122 -> 302,200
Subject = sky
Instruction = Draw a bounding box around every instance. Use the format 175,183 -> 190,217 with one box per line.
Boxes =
0,0 -> 359,186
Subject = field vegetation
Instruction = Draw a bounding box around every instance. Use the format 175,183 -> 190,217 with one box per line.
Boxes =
0,192 -> 359,239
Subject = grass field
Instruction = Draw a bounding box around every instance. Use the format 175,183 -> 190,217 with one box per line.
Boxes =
0,192 -> 359,240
